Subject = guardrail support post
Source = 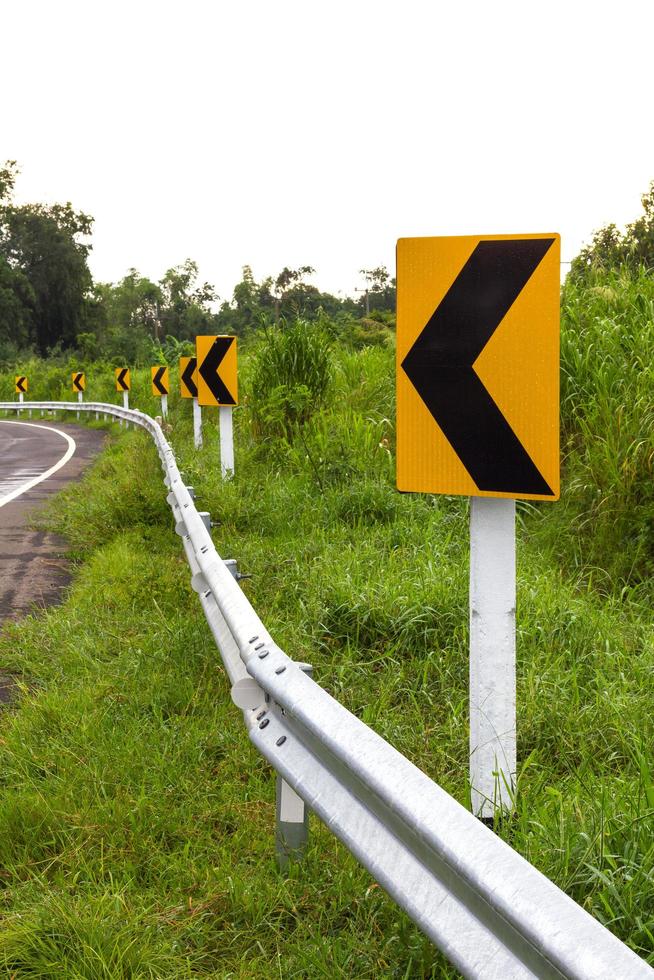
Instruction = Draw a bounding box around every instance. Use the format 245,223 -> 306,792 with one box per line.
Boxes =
276,663 -> 312,869
469,497 -> 516,821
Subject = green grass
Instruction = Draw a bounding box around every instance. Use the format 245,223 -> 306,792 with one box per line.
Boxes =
0,275 -> 653,976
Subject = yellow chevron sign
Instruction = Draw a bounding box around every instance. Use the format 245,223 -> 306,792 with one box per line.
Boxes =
151,365 -> 170,396
15,376 -> 28,394
115,367 -> 131,392
196,336 -> 238,407
179,357 -> 198,399
72,372 -> 86,392
397,233 -> 560,501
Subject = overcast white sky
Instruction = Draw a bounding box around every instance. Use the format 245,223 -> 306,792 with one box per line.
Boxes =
3,0 -> 653,302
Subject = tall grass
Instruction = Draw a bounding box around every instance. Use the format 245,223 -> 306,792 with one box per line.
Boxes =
532,267 -> 654,589
247,319 -> 332,437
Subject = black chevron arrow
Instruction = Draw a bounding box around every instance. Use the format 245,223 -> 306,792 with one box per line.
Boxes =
153,367 -> 168,395
117,368 -> 129,390
16,377 -> 26,393
181,357 -> 198,397
198,337 -> 236,405
73,373 -> 84,391
401,238 -> 555,496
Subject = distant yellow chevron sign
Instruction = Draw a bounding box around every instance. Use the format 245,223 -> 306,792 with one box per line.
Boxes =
115,368 -> 130,392
179,357 -> 198,399
151,366 -> 169,396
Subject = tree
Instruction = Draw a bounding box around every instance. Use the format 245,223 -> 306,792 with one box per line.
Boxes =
570,180 -> 654,281
273,265 -> 315,321
94,270 -> 162,361
0,254 -> 35,358
0,160 -> 94,354
358,266 -> 396,314
158,259 -> 216,340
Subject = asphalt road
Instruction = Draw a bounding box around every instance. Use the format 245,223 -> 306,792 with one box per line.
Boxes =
0,420 -> 106,639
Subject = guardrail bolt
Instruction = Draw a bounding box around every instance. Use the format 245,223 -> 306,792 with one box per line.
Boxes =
223,558 -> 252,582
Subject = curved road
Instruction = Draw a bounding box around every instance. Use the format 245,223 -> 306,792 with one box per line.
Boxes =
0,420 -> 106,632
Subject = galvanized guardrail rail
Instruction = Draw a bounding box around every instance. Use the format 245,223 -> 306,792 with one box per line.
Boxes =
2,400 -> 652,980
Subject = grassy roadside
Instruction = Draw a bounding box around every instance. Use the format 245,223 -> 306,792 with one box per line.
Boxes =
0,274 -> 652,975
0,428 -> 457,978
0,414 -> 651,976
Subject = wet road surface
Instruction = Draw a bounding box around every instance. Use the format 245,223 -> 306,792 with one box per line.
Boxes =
0,420 -> 106,633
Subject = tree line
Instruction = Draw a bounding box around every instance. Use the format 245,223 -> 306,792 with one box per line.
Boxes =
4,156 -> 652,367
0,161 -> 396,365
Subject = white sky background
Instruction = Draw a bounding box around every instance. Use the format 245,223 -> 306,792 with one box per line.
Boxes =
2,0 -> 653,303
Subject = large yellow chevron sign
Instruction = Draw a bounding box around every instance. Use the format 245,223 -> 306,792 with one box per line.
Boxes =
396,234 -> 560,501
196,336 -> 238,407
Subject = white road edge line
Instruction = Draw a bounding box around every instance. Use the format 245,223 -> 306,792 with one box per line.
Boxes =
0,421 -> 77,508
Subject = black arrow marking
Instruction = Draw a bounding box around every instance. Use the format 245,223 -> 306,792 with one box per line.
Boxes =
117,368 -> 129,390
153,367 -> 168,395
181,357 -> 198,397
16,377 -> 26,393
73,373 -> 84,391
401,238 -> 555,495
198,337 -> 236,405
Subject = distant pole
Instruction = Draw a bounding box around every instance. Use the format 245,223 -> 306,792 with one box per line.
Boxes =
192,397 -> 202,449
219,406 -> 234,478
161,393 -> 168,419
469,497 -> 516,821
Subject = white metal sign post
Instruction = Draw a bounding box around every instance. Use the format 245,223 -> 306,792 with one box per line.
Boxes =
193,397 -> 202,449
469,497 -> 516,819
123,390 -> 129,411
219,406 -> 234,479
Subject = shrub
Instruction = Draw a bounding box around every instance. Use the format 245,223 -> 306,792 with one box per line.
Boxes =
248,318 -> 332,437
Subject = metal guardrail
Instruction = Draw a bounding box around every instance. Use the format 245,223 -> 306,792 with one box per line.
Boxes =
2,400 -> 652,980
